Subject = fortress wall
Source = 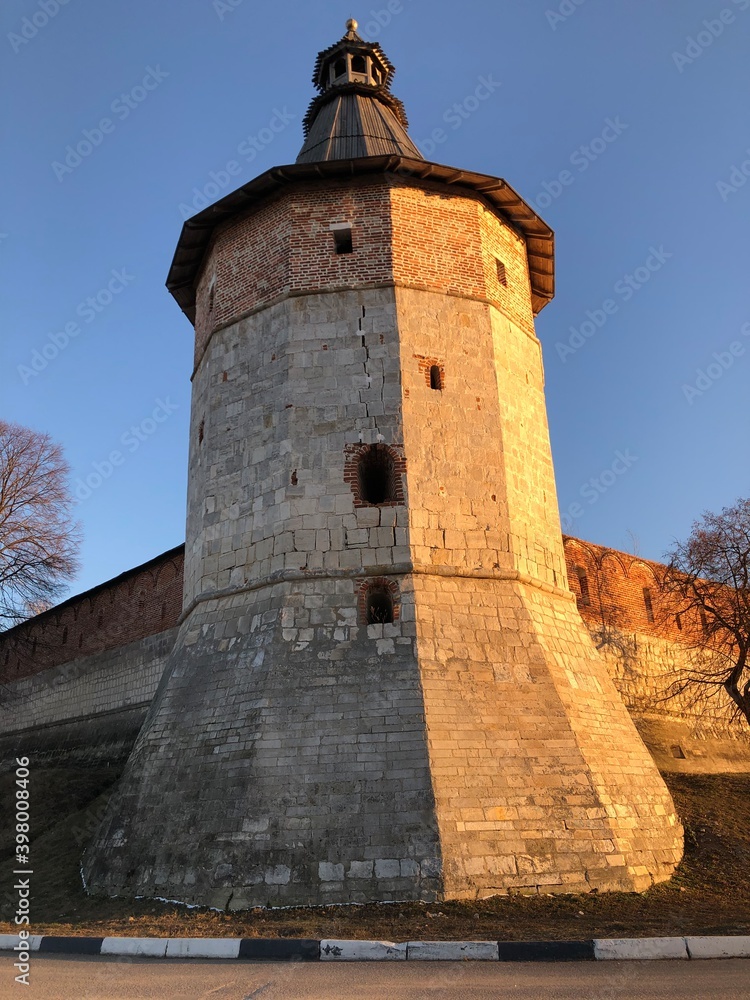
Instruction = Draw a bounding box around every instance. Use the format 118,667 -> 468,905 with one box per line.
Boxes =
0,547 -> 184,684
563,537 -> 750,771
600,635 -> 750,774
1,533 -> 746,774
0,629 -> 177,768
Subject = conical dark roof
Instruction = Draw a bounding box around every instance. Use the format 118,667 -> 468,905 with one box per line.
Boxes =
296,19 -> 423,164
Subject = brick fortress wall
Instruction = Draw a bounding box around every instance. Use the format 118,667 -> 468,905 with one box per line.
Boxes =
0,546 -> 184,683
564,536 -> 750,772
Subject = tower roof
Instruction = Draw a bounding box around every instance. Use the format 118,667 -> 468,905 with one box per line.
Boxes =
296,19 -> 423,164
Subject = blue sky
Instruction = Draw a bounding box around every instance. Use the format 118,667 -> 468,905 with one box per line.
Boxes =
1,0 -> 748,599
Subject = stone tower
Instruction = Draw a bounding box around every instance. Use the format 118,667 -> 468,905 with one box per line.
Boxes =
84,21 -> 682,908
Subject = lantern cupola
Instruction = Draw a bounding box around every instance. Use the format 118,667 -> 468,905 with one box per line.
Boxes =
297,18 -> 423,163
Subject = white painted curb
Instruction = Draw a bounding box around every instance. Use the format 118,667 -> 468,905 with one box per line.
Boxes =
686,936 -> 750,960
408,941 -> 500,961
320,939 -> 407,961
0,935 -> 42,952
594,937 -> 688,961
0,933 -> 747,962
165,937 -> 241,959
101,937 -> 169,957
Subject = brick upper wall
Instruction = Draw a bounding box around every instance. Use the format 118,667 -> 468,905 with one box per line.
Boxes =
193,174 -> 537,372
194,177 -> 395,368
390,182 -> 535,337
0,546 -> 184,683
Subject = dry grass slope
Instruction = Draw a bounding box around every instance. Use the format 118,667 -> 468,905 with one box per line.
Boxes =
0,768 -> 748,941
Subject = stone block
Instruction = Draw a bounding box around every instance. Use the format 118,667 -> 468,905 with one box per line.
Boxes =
348,860 -> 374,879
0,935 -> 42,952
374,859 -> 401,879
265,865 -> 291,885
318,862 -> 345,882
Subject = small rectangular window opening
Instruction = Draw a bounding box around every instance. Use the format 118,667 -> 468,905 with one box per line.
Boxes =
332,225 -> 354,255
577,571 -> 591,606
643,587 -> 655,623
496,259 -> 507,286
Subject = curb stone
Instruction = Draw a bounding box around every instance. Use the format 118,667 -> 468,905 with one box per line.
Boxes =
165,938 -> 241,959
0,934 -> 748,961
320,941 -> 406,962
101,938 -> 168,957
686,936 -> 750,960
238,939 -> 320,961
38,936 -> 104,955
321,940 -> 407,961
593,937 -> 688,961
0,935 -> 42,952
408,941 -> 499,961
498,940 -> 595,962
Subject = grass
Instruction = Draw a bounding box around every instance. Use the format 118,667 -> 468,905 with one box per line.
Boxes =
1,768 -> 749,941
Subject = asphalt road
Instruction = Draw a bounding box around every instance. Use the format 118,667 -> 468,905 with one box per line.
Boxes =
1,955 -> 748,999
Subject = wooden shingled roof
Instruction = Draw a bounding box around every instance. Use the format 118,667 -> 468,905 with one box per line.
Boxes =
298,20 -> 418,164
298,88 -> 422,164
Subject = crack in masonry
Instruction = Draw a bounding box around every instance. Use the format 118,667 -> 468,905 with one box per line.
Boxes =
358,304 -> 382,438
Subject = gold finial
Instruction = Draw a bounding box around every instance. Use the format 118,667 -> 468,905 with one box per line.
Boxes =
346,18 -> 358,32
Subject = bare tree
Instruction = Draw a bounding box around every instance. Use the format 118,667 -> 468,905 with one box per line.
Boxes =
0,421 -> 81,630
660,498 -> 750,729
